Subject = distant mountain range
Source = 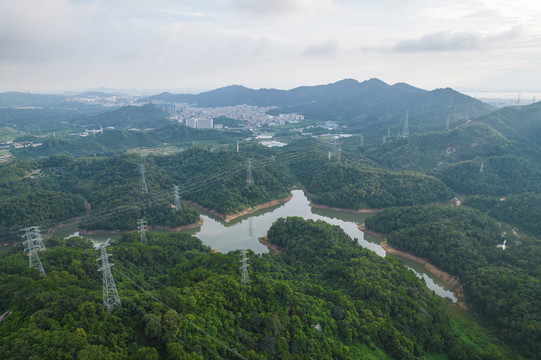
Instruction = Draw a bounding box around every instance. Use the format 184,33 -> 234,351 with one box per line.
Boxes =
139,78 -> 495,135
0,79 -> 503,138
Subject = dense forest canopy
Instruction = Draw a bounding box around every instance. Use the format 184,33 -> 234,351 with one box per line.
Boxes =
365,206 -> 541,358
0,219 -> 518,359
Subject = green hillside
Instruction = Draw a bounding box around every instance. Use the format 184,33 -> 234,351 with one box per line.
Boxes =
365,206 -> 540,358
0,219 -> 514,359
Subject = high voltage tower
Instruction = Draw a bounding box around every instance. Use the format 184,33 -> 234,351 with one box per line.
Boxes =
360,134 -> 364,147
21,226 -> 46,275
240,250 -> 250,285
139,163 -> 148,193
246,158 -> 254,184
480,161 -> 484,173
137,218 -> 148,242
402,111 -> 410,137
173,185 -> 182,211
97,239 -> 121,313
236,141 -> 239,152
445,115 -> 450,131
387,127 -> 391,138
328,150 -> 332,160
337,145 -> 341,163
382,135 -> 386,144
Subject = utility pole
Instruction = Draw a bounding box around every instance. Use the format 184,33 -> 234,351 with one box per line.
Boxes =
173,185 -> 182,211
97,239 -> 121,313
137,218 -> 148,242
139,163 -> 148,193
402,110 -> 409,137
246,158 -> 254,184
240,250 -> 249,285
21,227 -> 46,275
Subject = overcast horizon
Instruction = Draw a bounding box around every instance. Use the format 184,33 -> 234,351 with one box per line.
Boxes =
1,0 -> 540,94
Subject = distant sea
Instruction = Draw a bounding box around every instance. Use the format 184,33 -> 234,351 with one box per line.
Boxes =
463,91 -> 541,108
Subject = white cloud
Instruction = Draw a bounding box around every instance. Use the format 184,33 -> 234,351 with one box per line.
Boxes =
231,0 -> 335,16
301,40 -> 340,57
394,27 -> 522,52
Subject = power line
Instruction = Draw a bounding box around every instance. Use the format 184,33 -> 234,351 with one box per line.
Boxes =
0,147 -> 316,241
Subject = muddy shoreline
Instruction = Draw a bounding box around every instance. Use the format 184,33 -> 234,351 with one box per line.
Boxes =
358,225 -> 467,308
302,188 -> 381,213
258,235 -> 282,254
186,193 -> 293,223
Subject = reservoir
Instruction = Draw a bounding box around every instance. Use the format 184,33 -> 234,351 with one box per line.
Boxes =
54,189 -> 457,302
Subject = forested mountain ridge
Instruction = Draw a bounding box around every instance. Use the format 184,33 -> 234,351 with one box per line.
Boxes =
11,123 -> 244,159
365,206 -> 541,358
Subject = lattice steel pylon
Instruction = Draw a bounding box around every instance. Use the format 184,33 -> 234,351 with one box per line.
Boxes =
139,163 -> 148,193
173,185 -> 182,211
445,115 -> 450,131
97,239 -> 121,313
137,218 -> 148,242
240,250 -> 249,285
360,134 -> 364,147
480,161 -> 484,173
21,226 -> 46,275
402,110 -> 409,137
246,158 -> 254,184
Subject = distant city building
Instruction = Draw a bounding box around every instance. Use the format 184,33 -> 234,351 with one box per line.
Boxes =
186,118 -> 197,128
197,118 -> 213,129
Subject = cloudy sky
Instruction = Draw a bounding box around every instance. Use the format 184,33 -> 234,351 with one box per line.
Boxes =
1,0 -> 540,94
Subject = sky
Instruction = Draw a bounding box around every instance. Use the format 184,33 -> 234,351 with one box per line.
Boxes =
1,0 -> 540,94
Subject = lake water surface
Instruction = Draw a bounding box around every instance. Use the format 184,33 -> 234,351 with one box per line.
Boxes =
55,190 -> 457,302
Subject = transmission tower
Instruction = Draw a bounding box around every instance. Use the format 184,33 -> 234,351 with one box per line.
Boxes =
236,141 -> 239,152
360,134 -> 364,147
240,250 -> 249,285
382,135 -> 386,144
402,111 -> 409,137
137,218 -> 148,242
480,161 -> 484,173
246,158 -> 254,184
97,239 -> 122,313
21,227 -> 46,275
328,150 -> 332,160
445,115 -> 450,131
173,185 -> 182,211
449,94 -> 454,109
337,146 -> 342,164
139,163 -> 148,193
387,127 -> 391,138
